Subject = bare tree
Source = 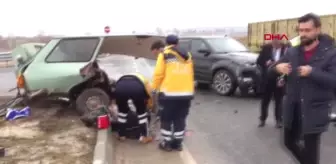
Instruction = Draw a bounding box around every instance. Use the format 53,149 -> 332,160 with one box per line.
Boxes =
172,28 -> 180,35
156,27 -> 164,35
7,33 -> 15,49
37,30 -> 45,36
36,30 -> 45,42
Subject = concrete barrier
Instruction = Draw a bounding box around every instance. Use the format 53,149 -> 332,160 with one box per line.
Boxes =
92,129 -> 115,164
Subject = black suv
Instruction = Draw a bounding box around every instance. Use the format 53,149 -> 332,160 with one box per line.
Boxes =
179,36 -> 261,96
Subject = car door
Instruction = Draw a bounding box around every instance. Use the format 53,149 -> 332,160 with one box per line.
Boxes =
190,39 -> 213,82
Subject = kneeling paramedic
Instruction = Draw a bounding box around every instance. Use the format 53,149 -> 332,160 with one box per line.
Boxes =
151,35 -> 194,151
114,73 -> 153,143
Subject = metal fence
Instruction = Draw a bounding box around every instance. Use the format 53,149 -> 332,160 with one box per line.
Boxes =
0,52 -> 13,67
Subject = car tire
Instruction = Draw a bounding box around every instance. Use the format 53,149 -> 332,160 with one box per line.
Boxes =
75,88 -> 110,116
212,69 -> 237,96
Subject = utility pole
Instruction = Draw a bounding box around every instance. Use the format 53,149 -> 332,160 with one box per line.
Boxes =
156,27 -> 164,35
8,33 -> 15,50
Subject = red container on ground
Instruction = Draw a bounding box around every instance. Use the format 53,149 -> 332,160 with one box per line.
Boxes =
97,115 -> 110,129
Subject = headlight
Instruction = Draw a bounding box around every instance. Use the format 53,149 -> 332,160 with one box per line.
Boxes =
244,62 -> 256,67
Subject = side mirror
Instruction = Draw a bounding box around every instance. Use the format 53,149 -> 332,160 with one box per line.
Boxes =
198,49 -> 211,56
15,55 -> 24,65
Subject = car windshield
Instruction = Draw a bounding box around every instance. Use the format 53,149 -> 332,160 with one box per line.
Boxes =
30,41 -> 54,60
207,37 -> 248,53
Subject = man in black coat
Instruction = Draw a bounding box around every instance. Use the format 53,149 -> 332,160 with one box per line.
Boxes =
271,13 -> 336,164
256,40 -> 286,128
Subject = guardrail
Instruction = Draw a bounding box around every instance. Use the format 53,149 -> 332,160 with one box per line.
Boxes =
0,53 -> 13,68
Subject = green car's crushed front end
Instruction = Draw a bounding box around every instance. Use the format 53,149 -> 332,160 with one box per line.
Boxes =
11,35 -> 164,115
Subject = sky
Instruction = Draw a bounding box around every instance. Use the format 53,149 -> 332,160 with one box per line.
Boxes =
1,0 -> 335,36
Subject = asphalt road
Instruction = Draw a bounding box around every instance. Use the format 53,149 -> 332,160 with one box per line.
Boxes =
186,89 -> 336,164
111,56 -> 336,164
1,56 -> 336,164
0,67 -> 16,95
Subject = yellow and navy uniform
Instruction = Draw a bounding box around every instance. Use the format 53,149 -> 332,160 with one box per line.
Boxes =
118,73 -> 153,109
290,36 -> 301,47
151,45 -> 194,99
115,72 -> 154,141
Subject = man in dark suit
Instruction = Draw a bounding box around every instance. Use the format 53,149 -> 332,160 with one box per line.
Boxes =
256,40 -> 286,128
272,13 -> 336,164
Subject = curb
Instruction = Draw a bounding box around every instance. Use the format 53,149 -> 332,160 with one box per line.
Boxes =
92,129 -> 114,164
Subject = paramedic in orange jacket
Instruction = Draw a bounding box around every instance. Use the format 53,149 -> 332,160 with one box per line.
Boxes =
151,35 -> 194,151
115,73 -> 153,143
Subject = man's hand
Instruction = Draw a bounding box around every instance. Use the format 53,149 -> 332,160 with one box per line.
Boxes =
275,63 -> 292,75
298,65 -> 312,77
266,60 -> 272,66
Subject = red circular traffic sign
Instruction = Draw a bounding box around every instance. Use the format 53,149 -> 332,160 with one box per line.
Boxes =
104,26 -> 110,34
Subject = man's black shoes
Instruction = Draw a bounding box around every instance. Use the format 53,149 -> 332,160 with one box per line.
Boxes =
171,140 -> 183,151
258,120 -> 266,127
275,121 -> 283,129
159,141 -> 172,152
159,140 -> 183,152
258,120 -> 283,128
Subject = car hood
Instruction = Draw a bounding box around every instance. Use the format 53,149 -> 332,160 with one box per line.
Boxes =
12,43 -> 46,76
12,43 -> 45,63
225,52 -> 258,63
97,56 -> 155,81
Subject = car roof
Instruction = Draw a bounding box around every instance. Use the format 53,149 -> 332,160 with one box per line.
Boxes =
180,35 -> 229,39
55,34 -> 165,60
20,42 -> 45,46
54,34 -> 165,39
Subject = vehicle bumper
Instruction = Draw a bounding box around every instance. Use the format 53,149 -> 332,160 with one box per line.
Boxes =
236,66 -> 262,92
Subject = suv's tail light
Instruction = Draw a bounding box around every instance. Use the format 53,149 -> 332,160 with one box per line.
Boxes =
16,74 -> 25,88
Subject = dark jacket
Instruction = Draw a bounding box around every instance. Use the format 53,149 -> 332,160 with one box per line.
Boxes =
270,34 -> 336,134
257,43 -> 286,80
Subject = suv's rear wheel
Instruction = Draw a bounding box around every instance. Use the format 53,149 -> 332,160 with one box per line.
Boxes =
212,69 -> 237,96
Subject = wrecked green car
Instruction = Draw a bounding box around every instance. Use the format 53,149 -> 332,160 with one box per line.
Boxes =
11,35 -> 163,115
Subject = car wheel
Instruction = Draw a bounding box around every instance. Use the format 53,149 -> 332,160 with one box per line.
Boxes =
212,69 -> 237,96
75,88 -> 110,116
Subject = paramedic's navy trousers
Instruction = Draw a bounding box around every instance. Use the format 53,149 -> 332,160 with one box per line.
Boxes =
159,98 -> 190,145
115,78 -> 149,137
